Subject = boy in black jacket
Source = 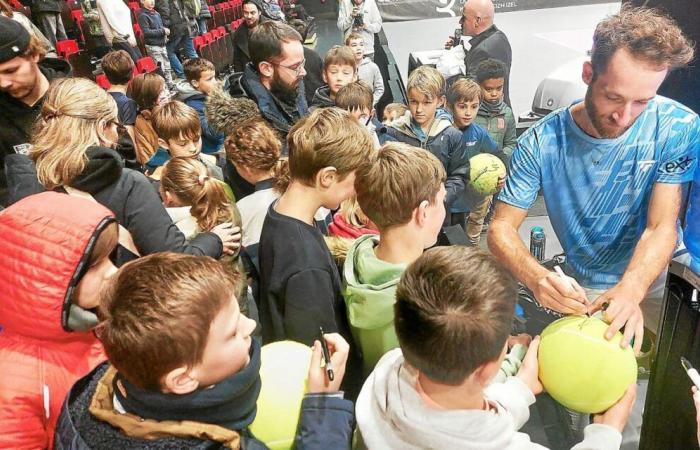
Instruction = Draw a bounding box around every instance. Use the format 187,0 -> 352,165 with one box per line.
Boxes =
379,65 -> 469,212
258,107 -> 375,395
54,253 -> 355,449
138,0 -> 173,86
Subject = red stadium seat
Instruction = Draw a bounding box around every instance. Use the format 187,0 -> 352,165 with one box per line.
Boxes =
135,56 -> 158,74
96,74 -> 111,90
55,39 -> 80,59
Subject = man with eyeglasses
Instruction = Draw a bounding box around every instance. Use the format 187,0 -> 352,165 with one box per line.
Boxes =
444,0 -> 511,105
227,20 -> 309,199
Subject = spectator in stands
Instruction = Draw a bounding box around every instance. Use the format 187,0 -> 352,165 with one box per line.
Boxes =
258,108 -> 373,396
175,58 -> 223,155
382,102 -> 407,124
146,100 -> 222,180
235,21 -> 308,140
335,81 -> 380,149
232,0 -> 263,73
5,78 -> 239,264
310,45 -> 356,110
344,143 -> 445,375
475,58 -> 516,157
337,0 -> 381,60
102,50 -> 138,141
138,0 -> 174,87
197,0 -> 210,34
54,253 -> 355,449
0,0 -> 55,56
97,0 -> 142,62
156,0 -> 197,78
0,192 -> 118,450
130,72 -> 168,164
445,78 -> 502,245
29,0 -> 67,47
79,0 -> 111,58
380,66 -> 469,212
445,0 -> 512,105
0,16 -> 70,206
346,32 -> 383,106
288,18 -> 323,106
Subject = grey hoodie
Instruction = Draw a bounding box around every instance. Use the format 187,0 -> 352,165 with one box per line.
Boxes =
356,349 -> 623,450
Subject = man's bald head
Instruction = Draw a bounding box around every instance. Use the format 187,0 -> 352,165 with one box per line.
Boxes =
461,0 -> 495,37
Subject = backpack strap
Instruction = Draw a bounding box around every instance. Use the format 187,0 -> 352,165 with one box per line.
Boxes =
63,186 -> 141,257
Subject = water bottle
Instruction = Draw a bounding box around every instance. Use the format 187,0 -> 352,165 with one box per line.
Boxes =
530,226 -> 546,262
684,166 -> 700,273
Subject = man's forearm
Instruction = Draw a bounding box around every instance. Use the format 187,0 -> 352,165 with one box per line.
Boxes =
618,224 -> 677,302
488,219 -> 549,289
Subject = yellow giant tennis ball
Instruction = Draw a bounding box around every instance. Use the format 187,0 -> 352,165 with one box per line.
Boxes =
469,153 -> 507,196
250,341 -> 312,450
538,315 -> 637,414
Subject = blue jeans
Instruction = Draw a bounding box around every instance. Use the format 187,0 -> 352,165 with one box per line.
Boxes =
166,33 -> 197,77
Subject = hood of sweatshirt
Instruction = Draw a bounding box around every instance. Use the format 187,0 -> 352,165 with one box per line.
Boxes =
342,234 -> 405,331
173,79 -> 205,103
356,349 -> 536,450
310,85 -> 334,109
389,108 -> 453,141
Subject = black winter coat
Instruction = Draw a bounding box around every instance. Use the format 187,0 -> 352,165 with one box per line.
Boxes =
30,0 -> 62,13
155,0 -> 191,37
4,147 -> 222,265
137,9 -> 167,47
463,25 -> 512,106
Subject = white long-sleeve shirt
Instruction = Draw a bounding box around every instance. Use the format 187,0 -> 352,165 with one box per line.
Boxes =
357,57 -> 384,105
337,0 -> 382,56
96,0 -> 136,46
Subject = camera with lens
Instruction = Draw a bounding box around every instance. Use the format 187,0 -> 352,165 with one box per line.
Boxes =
353,13 -> 364,28
450,28 -> 463,48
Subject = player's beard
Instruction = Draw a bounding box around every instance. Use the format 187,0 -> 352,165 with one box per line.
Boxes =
584,86 -> 632,139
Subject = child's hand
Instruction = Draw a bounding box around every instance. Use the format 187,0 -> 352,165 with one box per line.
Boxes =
508,333 -> 531,348
164,27 -> 170,36
210,222 -> 241,255
307,333 -> 349,394
693,386 -> 700,445
593,383 -> 637,433
515,335 -> 543,395
496,175 -> 506,191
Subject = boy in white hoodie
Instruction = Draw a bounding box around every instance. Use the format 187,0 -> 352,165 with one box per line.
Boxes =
356,246 -> 638,450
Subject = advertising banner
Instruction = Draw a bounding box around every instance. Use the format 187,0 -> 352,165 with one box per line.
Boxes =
377,0 -> 613,22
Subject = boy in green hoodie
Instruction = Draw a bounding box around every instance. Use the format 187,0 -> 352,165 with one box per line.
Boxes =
474,58 -> 517,158
379,65 -> 469,211
343,142 -> 447,375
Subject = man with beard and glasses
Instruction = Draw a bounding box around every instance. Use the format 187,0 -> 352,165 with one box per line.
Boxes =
226,21 -> 308,198
488,7 -> 699,448
0,16 -> 70,206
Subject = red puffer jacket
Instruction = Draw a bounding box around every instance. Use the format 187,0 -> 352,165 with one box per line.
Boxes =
0,192 -> 116,450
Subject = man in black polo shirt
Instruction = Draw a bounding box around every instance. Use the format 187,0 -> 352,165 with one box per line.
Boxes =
446,0 -> 512,105
0,16 -> 70,206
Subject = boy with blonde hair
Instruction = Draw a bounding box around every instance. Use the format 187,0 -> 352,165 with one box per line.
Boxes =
258,107 -> 375,391
345,32 -> 384,106
310,46 -> 357,109
343,142 -> 447,374
356,246 -> 637,449
446,78 -> 504,244
147,100 -> 222,180
380,65 -> 468,211
55,253 -> 356,448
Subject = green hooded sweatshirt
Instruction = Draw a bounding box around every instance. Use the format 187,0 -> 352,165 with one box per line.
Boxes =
342,234 -> 407,375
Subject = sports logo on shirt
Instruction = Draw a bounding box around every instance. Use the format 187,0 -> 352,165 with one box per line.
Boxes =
13,143 -> 32,155
659,155 -> 694,175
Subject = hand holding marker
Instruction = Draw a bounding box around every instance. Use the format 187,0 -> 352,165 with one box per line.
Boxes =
319,327 -> 334,381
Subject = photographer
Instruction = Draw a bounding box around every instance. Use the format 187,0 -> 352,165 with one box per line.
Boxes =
337,0 -> 381,60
